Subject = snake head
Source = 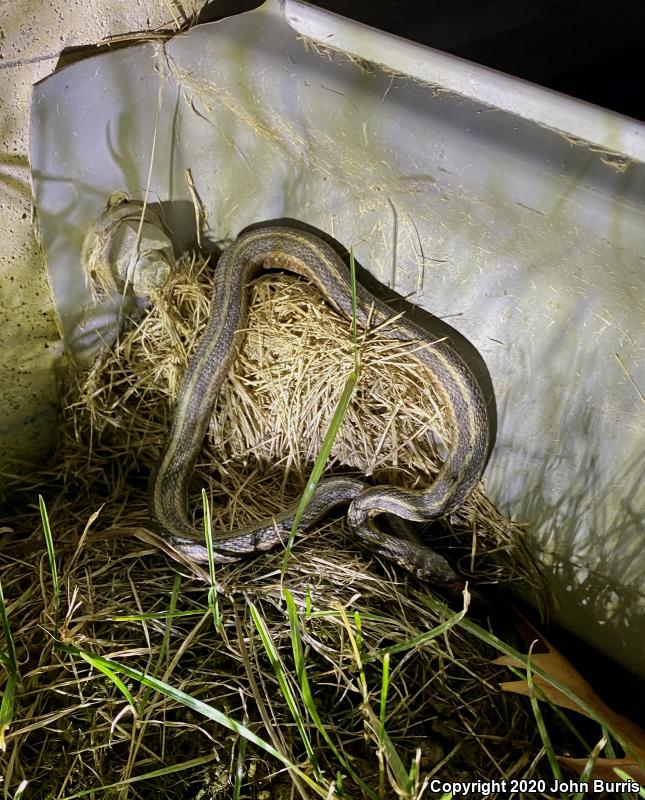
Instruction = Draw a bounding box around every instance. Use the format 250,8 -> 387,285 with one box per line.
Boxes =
411,546 -> 461,584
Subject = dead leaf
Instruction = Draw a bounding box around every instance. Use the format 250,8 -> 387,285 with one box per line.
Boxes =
493,613 -> 645,764
559,756 -> 645,786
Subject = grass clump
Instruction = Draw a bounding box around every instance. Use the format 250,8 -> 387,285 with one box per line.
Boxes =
0,251 -> 576,798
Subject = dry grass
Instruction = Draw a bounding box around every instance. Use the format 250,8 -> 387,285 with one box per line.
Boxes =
0,252 -> 555,799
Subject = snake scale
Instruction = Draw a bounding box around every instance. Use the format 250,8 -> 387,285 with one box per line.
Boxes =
150,226 -> 491,581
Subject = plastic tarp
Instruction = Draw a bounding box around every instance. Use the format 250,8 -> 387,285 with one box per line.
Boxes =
29,0 -> 645,674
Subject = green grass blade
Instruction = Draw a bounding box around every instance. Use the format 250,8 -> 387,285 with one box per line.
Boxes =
375,725 -> 411,794
305,584 -> 312,619
410,595 -> 645,767
0,577 -> 18,676
550,692 -> 593,753
282,247 -> 361,573
61,643 -> 329,797
247,600 -> 321,778
202,489 -> 221,631
0,672 -> 17,751
337,606 -> 411,793
39,495 -> 60,625
525,645 -> 562,785
602,727 -> 618,759
13,780 -> 28,799
157,572 -> 181,676
0,575 -> 19,750
283,589 -> 379,800
613,768 -> 645,798
339,607 -> 367,698
282,371 -> 358,571
572,735 -> 605,800
140,572 -> 183,711
381,589 -> 470,656
111,609 -> 202,622
378,652 -> 390,798
354,610 -> 363,654
77,651 -> 136,709
283,589 -> 306,686
348,247 -> 359,372
59,753 -> 218,799
506,662 -> 593,757
601,727 -> 639,800
408,752 -> 419,794
378,652 -> 390,744
232,730 -> 247,800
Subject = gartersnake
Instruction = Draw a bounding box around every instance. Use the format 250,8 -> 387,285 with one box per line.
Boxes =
150,226 -> 491,581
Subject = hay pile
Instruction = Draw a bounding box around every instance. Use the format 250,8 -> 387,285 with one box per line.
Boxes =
0,252 -> 551,799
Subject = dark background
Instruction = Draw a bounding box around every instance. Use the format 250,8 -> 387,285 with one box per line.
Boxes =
205,0 -> 645,122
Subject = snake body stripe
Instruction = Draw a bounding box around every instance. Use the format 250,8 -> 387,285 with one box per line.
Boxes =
150,226 -> 491,577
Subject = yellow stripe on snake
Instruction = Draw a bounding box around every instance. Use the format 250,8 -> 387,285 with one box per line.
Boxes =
150,226 -> 491,582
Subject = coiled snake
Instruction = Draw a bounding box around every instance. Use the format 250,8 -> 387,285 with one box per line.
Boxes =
150,227 -> 491,581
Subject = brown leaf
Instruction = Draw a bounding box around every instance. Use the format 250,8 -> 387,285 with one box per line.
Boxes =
559,756 -> 645,787
493,612 -> 645,763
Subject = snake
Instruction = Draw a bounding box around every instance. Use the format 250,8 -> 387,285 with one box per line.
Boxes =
149,226 -> 491,581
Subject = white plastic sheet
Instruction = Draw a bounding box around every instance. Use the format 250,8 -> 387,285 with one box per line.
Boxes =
29,0 -> 645,674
